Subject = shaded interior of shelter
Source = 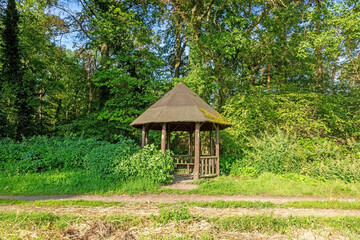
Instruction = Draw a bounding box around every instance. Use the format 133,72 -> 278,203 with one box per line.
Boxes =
141,122 -> 221,179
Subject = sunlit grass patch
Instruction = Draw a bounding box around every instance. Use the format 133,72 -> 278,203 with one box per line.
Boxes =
213,215 -> 360,235
280,200 -> 360,210
184,200 -> 275,209
189,172 -> 360,197
0,171 -> 161,195
0,210 -> 360,239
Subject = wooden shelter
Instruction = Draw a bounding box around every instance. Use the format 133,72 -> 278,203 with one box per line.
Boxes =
130,83 -> 231,180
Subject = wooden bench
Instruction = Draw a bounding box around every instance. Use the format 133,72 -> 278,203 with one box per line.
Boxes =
172,155 -> 194,174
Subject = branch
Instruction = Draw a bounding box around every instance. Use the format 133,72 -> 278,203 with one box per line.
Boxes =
54,5 -> 94,41
198,0 -> 215,22
245,7 -> 270,34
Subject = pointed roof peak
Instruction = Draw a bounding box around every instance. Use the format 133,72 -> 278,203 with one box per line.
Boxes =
131,83 -> 231,131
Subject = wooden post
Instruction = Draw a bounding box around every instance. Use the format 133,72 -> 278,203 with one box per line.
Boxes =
194,123 -> 200,180
141,125 -> 146,148
145,128 -> 149,146
167,124 -> 171,150
189,132 -> 193,158
210,129 -> 213,155
161,123 -> 166,152
215,124 -> 220,176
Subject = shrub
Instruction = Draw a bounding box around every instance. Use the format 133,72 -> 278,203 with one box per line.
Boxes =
221,86 -> 360,172
230,164 -> 258,178
234,129 -> 304,175
83,137 -> 139,177
115,144 -> 174,184
0,136 -> 137,176
308,157 -> 360,183
230,130 -> 360,182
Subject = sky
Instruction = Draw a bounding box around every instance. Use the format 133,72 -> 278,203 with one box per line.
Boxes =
51,0 -> 82,50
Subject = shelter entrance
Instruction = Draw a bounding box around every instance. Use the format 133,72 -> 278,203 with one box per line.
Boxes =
141,122 -> 220,180
131,83 -> 231,180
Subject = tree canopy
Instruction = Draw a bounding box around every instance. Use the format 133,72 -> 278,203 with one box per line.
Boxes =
0,0 -> 359,144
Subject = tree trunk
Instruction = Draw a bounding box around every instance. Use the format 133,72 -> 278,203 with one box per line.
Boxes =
99,42 -> 110,110
174,24 -> 182,78
215,124 -> 220,176
315,0 -> 323,86
267,63 -> 271,91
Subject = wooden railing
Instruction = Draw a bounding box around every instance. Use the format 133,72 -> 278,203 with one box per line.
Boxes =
200,156 -> 218,177
172,155 -> 194,174
172,155 -> 218,177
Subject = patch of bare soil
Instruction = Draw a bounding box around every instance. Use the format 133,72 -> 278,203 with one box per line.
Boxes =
16,219 -> 352,240
0,194 -> 356,204
2,204 -> 360,218
63,220 -> 136,240
162,174 -> 199,190
0,205 -> 158,217
292,229 -> 350,240
190,206 -> 360,217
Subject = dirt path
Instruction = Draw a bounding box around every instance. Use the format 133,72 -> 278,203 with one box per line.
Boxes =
0,193 -> 357,204
1,204 -> 360,218
1,193 -> 359,218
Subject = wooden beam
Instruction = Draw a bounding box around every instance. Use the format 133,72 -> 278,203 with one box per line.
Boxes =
141,125 -> 146,148
161,123 -> 166,152
194,123 -> 200,180
215,124 -> 220,176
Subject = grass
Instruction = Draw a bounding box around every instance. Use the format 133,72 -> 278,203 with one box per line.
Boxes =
0,211 -> 71,230
281,200 -> 360,210
0,210 -> 360,239
0,170 -> 161,195
180,200 -> 276,209
213,215 -> 360,235
183,200 -> 360,210
186,172 -> 360,197
1,171 -> 360,198
0,199 -> 126,207
0,211 -> 144,239
1,198 -> 360,211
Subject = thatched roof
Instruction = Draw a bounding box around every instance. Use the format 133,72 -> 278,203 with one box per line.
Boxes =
130,83 -> 231,131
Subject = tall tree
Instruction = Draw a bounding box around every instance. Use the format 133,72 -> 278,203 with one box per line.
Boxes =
0,0 -> 7,136
1,0 -> 36,139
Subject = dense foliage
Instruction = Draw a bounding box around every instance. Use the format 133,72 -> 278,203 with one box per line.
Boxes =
116,144 -> 174,183
0,137 -> 173,184
221,86 -> 360,181
0,0 -> 359,184
229,130 -> 360,182
0,0 -> 358,140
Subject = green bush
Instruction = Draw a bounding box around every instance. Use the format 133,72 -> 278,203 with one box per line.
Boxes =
233,130 -> 304,175
83,137 -> 139,177
0,136 -> 138,176
230,130 -> 360,182
115,144 -> 174,184
221,86 -> 360,173
0,136 -> 103,173
0,137 -> 174,185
